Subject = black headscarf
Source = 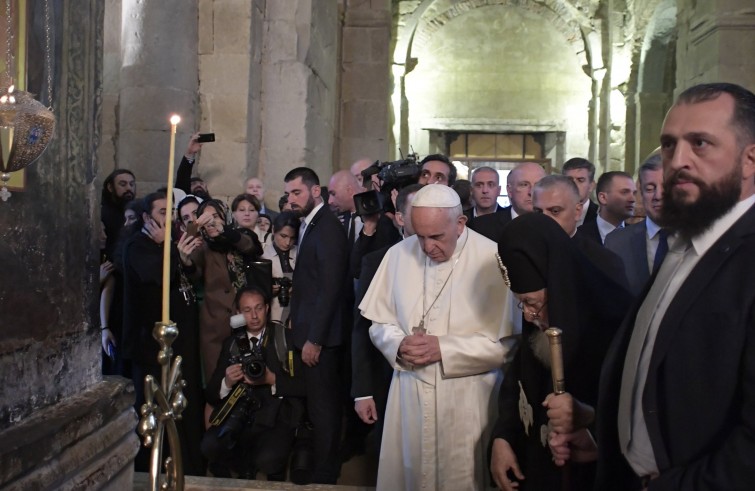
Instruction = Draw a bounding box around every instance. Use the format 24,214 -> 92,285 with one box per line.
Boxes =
197,199 -> 245,253
497,212 -> 631,394
196,199 -> 263,291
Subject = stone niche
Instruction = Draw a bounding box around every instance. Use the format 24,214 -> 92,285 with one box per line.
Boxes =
0,1 -> 138,489
402,3 -> 592,160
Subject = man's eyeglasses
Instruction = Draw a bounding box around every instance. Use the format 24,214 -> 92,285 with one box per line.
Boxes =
516,300 -> 546,320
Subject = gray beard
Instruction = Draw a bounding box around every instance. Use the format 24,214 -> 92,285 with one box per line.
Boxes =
529,328 -> 552,369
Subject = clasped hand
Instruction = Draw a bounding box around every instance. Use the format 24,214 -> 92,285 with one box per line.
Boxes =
398,333 -> 441,366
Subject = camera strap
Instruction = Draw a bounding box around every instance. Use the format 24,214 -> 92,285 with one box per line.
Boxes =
271,320 -> 293,375
209,384 -> 248,426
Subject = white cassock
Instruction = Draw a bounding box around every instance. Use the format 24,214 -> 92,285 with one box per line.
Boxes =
360,227 -> 516,491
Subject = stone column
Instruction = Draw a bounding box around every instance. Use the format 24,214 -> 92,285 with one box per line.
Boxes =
675,0 -> 755,91
0,1 -> 139,488
249,0 -> 339,199
338,0 -> 392,167
118,0 -> 199,191
196,0 -> 253,201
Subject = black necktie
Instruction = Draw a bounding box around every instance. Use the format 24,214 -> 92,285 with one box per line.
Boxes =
279,249 -> 293,273
652,229 -> 669,274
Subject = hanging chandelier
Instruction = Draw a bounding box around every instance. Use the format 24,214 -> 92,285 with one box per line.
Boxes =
0,0 -> 55,202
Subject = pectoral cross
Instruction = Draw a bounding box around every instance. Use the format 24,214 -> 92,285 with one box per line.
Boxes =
412,318 -> 426,335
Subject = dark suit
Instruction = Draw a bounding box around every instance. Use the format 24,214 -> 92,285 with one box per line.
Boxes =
463,204 -> 503,224
351,244 -> 395,453
577,217 -> 604,245
596,204 -> 755,490
573,229 -> 630,292
604,220 -> 651,296
259,205 -> 279,222
289,204 -> 348,483
584,200 -> 599,224
350,213 -> 401,279
468,205 -> 513,242
203,327 -> 306,477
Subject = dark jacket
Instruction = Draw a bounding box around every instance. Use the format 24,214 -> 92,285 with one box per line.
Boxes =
206,325 -> 306,429
596,205 -> 755,490
468,205 -> 513,243
604,219 -> 651,296
289,205 -> 349,349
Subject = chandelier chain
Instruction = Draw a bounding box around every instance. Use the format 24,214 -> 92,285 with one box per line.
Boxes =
4,0 -> 12,87
44,0 -> 52,108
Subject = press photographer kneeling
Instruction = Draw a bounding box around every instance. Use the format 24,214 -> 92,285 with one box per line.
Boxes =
201,286 -> 307,481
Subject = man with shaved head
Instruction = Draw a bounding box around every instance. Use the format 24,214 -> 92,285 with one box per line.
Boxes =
533,174 -> 628,287
470,161 -> 547,242
329,170 -> 362,246
350,158 -> 378,191
468,166 -> 503,219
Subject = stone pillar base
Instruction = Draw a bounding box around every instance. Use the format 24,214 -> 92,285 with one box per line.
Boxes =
0,377 -> 139,490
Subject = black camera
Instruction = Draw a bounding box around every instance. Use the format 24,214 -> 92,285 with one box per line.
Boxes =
211,383 -> 262,440
208,328 -> 267,436
355,153 -> 420,215
272,276 -> 293,307
230,328 -> 267,380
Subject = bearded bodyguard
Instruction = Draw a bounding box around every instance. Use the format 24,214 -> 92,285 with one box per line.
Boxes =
360,184 -> 516,490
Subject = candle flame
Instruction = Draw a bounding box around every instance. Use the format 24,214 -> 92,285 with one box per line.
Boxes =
170,114 -> 181,125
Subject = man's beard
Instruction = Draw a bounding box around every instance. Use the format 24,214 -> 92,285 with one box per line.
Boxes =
292,195 -> 316,218
529,326 -> 551,369
660,165 -> 741,239
116,192 -> 134,205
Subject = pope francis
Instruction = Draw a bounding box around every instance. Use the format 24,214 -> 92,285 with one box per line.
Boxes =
360,184 -> 516,490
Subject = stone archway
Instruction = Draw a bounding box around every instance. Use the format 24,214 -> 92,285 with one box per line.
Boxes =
392,0 -> 595,164
636,0 -> 677,162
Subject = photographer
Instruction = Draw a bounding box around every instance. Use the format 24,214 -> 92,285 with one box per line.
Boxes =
350,154 -> 455,280
177,198 -> 263,381
201,286 -> 306,480
261,212 -> 299,323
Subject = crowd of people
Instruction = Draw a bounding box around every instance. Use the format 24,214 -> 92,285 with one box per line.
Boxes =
97,82 -> 755,490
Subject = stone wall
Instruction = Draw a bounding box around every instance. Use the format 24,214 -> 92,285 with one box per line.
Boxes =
399,2 -> 593,163
338,0 -> 393,167
251,0 -> 341,199
196,0 -> 254,201
118,0 -> 199,192
0,1 -> 138,488
675,0 -> 755,92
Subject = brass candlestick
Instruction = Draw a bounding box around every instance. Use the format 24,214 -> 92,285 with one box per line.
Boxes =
137,321 -> 186,491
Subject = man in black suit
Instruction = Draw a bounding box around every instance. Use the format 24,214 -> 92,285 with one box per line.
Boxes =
469,161 -> 545,242
554,83 -> 755,490
202,287 -> 306,480
464,166 -> 504,223
351,183 -> 423,452
283,167 -> 348,484
577,171 -> 636,244
533,174 -> 628,287
605,153 -> 665,296
562,157 -> 599,226
328,170 -> 362,249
